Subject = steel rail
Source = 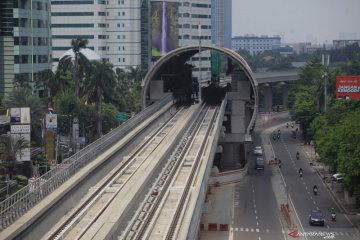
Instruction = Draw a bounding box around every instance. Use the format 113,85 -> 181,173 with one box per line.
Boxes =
46,106 -> 183,240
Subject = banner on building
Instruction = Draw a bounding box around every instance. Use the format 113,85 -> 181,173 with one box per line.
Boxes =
336,76 -> 360,99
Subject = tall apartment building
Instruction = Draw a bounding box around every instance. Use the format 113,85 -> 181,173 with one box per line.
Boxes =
0,0 -> 52,100
51,0 -> 141,70
51,0 -> 212,79
232,35 -> 281,55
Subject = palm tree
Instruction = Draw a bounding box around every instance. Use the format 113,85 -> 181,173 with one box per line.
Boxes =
0,135 -> 29,179
3,87 -> 46,141
53,69 -> 74,97
58,38 -> 91,98
116,67 -> 128,82
127,65 -> 142,83
85,60 -> 117,137
35,69 -> 55,98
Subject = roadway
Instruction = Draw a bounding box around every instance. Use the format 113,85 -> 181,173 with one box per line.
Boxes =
230,112 -> 360,240
273,123 -> 360,239
231,113 -> 288,240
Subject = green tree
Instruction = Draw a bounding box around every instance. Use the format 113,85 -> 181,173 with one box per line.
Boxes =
336,111 -> 360,204
13,74 -> 31,89
58,38 -> 91,98
127,65 -> 142,83
35,69 -> 55,98
290,86 -> 317,141
0,135 -> 29,179
116,67 -> 128,82
53,69 -> 74,97
84,60 -> 117,137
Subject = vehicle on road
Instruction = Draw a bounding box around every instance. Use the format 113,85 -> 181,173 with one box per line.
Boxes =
332,173 -> 343,182
313,185 -> 318,195
255,157 -> 265,170
309,209 -> 325,226
253,146 -> 263,156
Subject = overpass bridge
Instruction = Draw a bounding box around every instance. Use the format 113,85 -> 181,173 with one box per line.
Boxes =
0,45 -> 300,239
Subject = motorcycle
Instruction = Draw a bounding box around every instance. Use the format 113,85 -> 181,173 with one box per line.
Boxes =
299,171 -> 303,177
331,213 -> 336,221
313,187 -> 318,195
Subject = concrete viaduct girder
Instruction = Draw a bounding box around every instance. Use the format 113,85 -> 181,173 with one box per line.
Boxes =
141,45 -> 258,135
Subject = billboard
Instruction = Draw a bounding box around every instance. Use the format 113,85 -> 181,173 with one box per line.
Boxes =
336,76 -> 360,99
151,1 -> 179,60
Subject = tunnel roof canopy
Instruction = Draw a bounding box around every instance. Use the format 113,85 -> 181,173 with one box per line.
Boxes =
141,45 -> 258,135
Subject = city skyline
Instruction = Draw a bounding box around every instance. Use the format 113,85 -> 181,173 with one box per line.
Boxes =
232,0 -> 360,44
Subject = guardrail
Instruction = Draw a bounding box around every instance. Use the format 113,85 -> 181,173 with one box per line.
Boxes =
0,94 -> 172,231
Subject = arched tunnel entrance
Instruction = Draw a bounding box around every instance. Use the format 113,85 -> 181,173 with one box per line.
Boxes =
141,45 -> 259,170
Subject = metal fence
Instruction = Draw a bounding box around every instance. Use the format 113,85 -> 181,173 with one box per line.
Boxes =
0,95 -> 171,231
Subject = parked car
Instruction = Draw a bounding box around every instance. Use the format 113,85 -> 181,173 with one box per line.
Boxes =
309,209 -> 325,226
255,157 -> 265,170
253,146 -> 263,156
332,173 -> 343,182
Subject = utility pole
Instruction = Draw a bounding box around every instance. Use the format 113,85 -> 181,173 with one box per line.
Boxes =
322,54 -> 330,113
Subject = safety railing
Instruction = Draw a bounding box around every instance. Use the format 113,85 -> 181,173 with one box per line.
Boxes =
0,94 -> 172,231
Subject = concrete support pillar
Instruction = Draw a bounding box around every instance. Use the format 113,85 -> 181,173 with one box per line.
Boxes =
282,83 -> 289,110
264,85 -> 272,112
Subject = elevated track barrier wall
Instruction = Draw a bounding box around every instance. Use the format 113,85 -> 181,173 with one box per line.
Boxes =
0,95 -> 172,232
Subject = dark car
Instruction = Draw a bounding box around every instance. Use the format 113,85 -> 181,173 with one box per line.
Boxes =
309,210 -> 325,226
255,157 -> 265,170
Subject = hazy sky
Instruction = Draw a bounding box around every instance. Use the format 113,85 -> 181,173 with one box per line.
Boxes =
232,0 -> 360,44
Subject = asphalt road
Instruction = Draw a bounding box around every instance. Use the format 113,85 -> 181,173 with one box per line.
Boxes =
232,113 -> 289,240
272,116 -> 360,240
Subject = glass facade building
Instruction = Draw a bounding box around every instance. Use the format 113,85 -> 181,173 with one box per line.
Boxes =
0,0 -> 52,100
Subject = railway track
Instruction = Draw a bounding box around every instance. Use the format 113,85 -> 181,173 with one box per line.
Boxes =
121,106 -> 219,240
44,106 -> 198,240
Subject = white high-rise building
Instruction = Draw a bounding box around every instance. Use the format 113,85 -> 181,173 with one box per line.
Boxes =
51,0 -> 211,78
51,0 -> 141,70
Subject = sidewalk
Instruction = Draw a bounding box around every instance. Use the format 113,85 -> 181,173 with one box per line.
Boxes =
300,144 -> 360,229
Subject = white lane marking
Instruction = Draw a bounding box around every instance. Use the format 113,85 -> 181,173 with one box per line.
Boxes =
256,228 -> 260,232
258,237 -> 261,240
245,228 -> 249,232
257,221 -> 259,226
251,228 -> 254,232
327,225 -> 330,229
254,204 -> 257,209
235,227 -> 238,231
255,215 -> 258,220
240,227 -> 244,232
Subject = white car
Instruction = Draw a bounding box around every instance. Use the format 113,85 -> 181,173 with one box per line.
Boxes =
332,173 -> 343,182
253,146 -> 263,156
